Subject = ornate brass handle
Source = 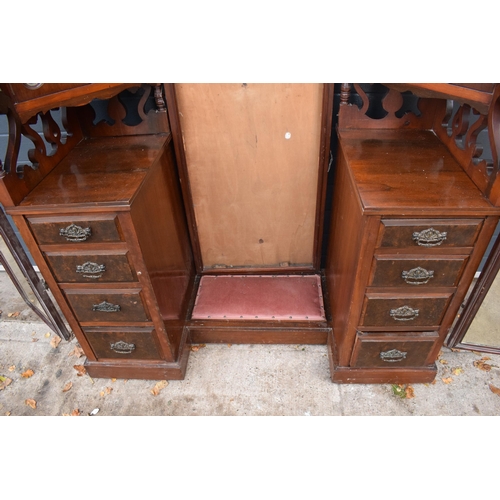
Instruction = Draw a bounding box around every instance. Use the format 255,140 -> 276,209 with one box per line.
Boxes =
76,261 -> 106,279
92,301 -> 121,313
380,349 -> 407,362
110,340 -> 135,354
60,224 -> 92,242
389,305 -> 419,321
412,228 -> 447,247
401,266 -> 434,285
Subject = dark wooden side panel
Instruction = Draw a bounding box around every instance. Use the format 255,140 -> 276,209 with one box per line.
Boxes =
325,143 -> 380,366
130,139 -> 195,358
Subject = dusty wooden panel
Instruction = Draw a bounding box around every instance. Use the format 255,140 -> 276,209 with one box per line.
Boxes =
175,83 -> 324,269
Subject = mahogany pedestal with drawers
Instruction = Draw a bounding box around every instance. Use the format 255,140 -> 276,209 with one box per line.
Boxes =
326,129 -> 500,383
8,133 -> 194,380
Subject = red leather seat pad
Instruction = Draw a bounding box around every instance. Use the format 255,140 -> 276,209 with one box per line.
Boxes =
191,274 -> 325,321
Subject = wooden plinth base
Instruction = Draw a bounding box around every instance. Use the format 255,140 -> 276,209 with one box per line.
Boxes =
189,326 -> 329,345
85,339 -> 190,380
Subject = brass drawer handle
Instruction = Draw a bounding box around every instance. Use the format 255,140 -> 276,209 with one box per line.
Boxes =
389,305 -> 419,321
92,301 -> 121,313
110,340 -> 136,354
380,348 -> 407,363
412,228 -> 447,247
76,261 -> 106,279
60,224 -> 92,242
401,266 -> 434,285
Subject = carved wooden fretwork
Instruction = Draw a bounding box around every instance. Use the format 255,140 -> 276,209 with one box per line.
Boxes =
81,84 -> 170,137
338,83 -> 442,130
0,91 -> 22,177
433,92 -> 500,203
20,108 -> 74,176
339,83 -> 500,206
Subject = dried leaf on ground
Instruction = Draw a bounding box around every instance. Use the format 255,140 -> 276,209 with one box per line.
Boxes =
439,359 -> 448,365
191,344 -> 206,352
68,346 -> 85,358
50,336 -> 61,348
489,384 -> 500,396
62,382 -> 73,392
111,378 -> 117,383
227,344 -> 232,347
473,360 -> 492,372
8,311 -> 20,318
151,380 -> 168,396
32,338 -> 39,342
0,377 -> 12,390
100,387 -> 113,397
21,369 -> 34,378
452,367 -> 463,376
63,409 -> 80,416
5,412 -> 11,416
8,366 -> 15,372
451,348 -> 461,352
442,377 -> 453,384
44,332 -> 50,338
25,399 -> 37,409
73,365 -> 86,376
405,386 -> 415,399
481,356 -> 491,361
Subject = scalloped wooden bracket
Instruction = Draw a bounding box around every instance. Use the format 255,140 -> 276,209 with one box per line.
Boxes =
338,83 -> 441,130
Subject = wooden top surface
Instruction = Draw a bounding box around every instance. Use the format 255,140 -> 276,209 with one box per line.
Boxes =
339,129 -> 499,216
19,134 -> 169,209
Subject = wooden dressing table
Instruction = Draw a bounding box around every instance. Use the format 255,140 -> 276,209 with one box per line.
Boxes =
1,82 -> 499,383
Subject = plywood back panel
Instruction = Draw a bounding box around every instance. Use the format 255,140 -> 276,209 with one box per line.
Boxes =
175,83 -> 324,269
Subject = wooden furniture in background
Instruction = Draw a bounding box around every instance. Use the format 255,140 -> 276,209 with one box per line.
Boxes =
1,82 -> 500,383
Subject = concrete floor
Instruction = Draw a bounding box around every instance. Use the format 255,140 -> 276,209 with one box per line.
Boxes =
1,271 -> 500,416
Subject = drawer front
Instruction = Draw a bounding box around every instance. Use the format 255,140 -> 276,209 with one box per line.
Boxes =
28,215 -> 122,245
351,332 -> 439,367
369,255 -> 468,287
45,251 -> 136,283
64,289 -> 150,323
84,327 -> 162,360
360,293 -> 452,327
378,219 -> 483,249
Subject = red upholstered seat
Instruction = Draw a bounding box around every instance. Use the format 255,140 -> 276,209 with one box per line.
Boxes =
191,275 -> 325,321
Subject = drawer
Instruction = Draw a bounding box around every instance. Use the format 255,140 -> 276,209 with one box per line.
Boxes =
360,292 -> 452,327
63,288 -> 150,323
44,249 -> 137,283
84,327 -> 162,360
28,214 -> 123,245
369,255 -> 468,287
377,219 -> 483,249
350,331 -> 439,367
